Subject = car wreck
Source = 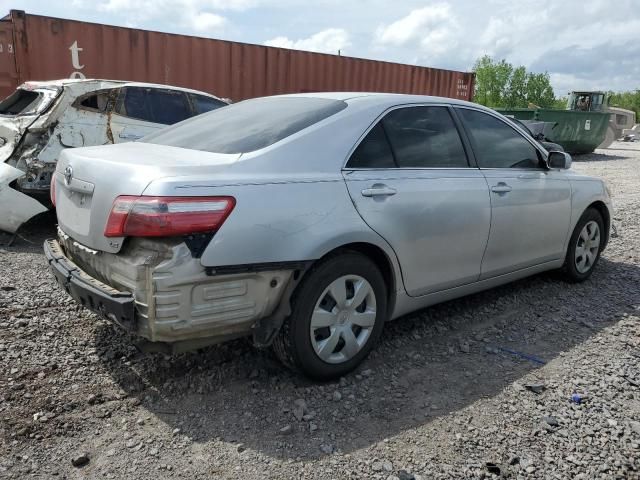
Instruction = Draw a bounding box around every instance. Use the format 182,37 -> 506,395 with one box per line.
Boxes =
0,78 -> 227,233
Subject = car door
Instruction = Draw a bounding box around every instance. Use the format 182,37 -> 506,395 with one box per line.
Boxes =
455,107 -> 572,279
343,105 -> 492,297
109,87 -> 192,143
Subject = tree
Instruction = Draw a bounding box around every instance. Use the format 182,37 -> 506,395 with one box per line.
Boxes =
504,66 -> 527,108
609,89 -> 640,120
472,56 -> 557,108
525,72 -> 556,108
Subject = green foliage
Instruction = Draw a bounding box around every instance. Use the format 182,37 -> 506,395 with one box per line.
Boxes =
473,55 -> 557,108
608,90 -> 640,119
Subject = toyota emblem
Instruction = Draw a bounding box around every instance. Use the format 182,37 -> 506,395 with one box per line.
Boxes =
63,166 -> 73,186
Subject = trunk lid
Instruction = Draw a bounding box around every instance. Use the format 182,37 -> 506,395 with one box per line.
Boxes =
55,142 -> 241,253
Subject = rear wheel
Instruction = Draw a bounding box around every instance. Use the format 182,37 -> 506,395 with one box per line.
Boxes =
273,252 -> 387,380
563,208 -> 604,282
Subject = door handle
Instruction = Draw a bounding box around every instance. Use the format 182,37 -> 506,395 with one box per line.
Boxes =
491,183 -> 512,194
361,184 -> 397,197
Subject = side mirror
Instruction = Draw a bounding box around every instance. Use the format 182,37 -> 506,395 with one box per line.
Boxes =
548,151 -> 572,169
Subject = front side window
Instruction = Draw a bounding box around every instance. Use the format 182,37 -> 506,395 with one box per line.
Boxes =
347,106 -> 468,169
116,87 -> 191,125
457,108 -> 542,169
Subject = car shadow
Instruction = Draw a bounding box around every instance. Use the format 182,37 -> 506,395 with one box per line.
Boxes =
93,254 -> 640,460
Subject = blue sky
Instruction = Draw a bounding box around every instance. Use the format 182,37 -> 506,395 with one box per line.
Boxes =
2,0 -> 639,94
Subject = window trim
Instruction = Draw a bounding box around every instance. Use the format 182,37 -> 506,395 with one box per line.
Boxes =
343,103 -> 474,171
453,105 -> 550,171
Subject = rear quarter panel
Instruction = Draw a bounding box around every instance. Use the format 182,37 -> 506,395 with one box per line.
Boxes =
143,176 -> 404,293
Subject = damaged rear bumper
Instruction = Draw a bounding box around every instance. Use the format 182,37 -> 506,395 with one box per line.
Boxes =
44,238 -> 136,328
45,234 -> 296,348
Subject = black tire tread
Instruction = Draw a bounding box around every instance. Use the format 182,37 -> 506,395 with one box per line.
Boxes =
272,250 -> 387,379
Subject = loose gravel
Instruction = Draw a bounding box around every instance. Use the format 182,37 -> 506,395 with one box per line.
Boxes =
1,141 -> 639,479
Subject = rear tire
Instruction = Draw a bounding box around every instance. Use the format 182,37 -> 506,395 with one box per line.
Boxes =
562,208 -> 604,282
273,252 -> 387,380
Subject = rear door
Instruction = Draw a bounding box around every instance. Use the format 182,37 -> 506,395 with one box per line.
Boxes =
109,87 -> 192,143
343,105 -> 491,297
456,107 -> 572,278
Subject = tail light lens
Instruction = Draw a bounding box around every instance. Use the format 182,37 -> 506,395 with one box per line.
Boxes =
104,196 -> 235,237
50,174 -> 56,207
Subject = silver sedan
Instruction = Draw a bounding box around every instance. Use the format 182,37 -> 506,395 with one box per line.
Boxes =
45,93 -> 612,379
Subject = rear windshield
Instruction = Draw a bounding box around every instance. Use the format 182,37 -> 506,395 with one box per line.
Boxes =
143,96 -> 348,154
0,87 -> 58,116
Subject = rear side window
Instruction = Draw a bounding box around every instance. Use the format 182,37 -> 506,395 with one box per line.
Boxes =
347,106 -> 468,169
116,87 -> 192,125
144,97 -> 348,154
383,107 -> 468,168
348,123 -> 396,168
458,108 -> 542,169
190,93 -> 227,114
77,89 -> 113,113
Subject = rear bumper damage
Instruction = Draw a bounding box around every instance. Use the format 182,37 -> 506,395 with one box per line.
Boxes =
44,238 -> 136,328
45,234 -> 295,349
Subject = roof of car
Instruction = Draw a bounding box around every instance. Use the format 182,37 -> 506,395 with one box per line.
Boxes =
20,78 -> 225,101
276,91 -> 486,110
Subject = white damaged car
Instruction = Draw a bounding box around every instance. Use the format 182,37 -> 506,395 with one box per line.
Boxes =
0,79 -> 227,233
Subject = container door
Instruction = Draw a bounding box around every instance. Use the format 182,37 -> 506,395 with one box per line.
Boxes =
343,106 -> 491,297
0,20 -> 18,100
455,107 -> 572,279
109,86 -> 193,143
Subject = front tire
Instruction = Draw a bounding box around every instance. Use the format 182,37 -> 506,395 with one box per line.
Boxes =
273,252 -> 388,380
563,208 -> 605,282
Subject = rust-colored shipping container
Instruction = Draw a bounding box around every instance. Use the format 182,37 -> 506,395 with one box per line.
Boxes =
0,10 -> 475,102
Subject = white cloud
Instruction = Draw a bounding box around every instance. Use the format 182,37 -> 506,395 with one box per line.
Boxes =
264,28 -> 351,54
374,4 -> 460,62
189,12 -> 227,32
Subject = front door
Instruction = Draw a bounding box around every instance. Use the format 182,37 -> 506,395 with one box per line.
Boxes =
455,107 -> 572,278
343,105 -> 491,297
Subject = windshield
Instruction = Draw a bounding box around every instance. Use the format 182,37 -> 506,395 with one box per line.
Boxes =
143,96 -> 348,154
0,87 -> 60,116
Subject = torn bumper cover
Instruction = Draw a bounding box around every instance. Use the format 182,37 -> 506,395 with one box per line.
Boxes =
44,238 -> 135,328
0,163 -> 47,233
45,234 -> 296,347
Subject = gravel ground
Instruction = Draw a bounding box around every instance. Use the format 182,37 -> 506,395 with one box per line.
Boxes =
1,141 -> 639,479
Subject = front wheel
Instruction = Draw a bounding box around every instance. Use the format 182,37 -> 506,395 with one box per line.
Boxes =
273,252 -> 388,380
563,208 -> 605,282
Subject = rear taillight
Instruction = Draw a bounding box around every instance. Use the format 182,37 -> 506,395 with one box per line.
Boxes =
104,196 -> 235,237
50,174 -> 56,206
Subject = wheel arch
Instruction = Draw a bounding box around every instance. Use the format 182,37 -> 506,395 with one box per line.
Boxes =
586,200 -> 611,248
312,241 -> 399,319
